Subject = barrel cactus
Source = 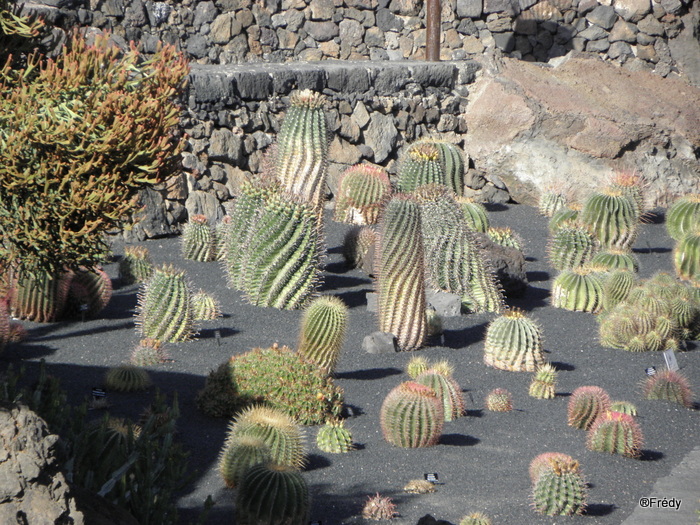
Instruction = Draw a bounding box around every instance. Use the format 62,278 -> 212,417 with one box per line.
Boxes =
235,463 -> 310,525
610,400 -> 638,416
483,308 -> 546,372
590,248 -> 639,273
547,223 -> 596,271
342,226 -> 377,275
397,141 -> 445,193
459,512 -> 492,525
362,493 -> 398,521
118,245 -> 153,285
181,214 -> 216,262
65,266 -> 113,318
531,455 -> 587,516
485,388 -> 513,412
414,138 -> 466,196
456,197 -> 490,233
600,269 -> 637,311
586,411 -> 643,458
551,267 -> 604,313
135,264 -> 197,343
642,369 -> 694,408
316,419 -> 354,453
529,363 -> 557,400
673,232 -> 700,282
580,188 -> 639,249
380,381 -> 444,448
333,163 -> 391,225
7,270 -> 72,322
406,356 -> 430,379
666,194 -> 700,241
567,386 -> 611,430
487,226 -> 523,252
529,452 -> 579,484
375,194 -> 427,351
538,190 -> 567,217
104,364 -> 152,392
218,434 -> 272,489
297,295 -> 348,375
191,289 -> 222,321
130,338 -> 168,366
415,361 -> 466,422
548,205 -> 580,233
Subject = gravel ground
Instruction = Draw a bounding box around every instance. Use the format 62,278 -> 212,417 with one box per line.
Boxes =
3,203 -> 699,525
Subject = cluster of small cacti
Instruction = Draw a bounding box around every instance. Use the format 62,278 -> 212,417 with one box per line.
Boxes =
529,363 -> 558,399
104,364 -> 152,392
642,369 -> 694,408
567,386 -> 611,430
483,308 -> 546,372
181,214 -> 216,262
362,493 -> 398,520
297,295 -> 348,375
333,163 -> 391,225
485,388 -> 513,412
380,381 -> 444,448
316,419 -> 354,453
586,411 -> 643,458
530,453 -> 587,516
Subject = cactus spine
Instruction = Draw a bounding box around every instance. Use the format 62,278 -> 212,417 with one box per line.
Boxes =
483,308 -> 546,372
547,223 -> 596,271
135,264 -> 197,342
397,142 -> 446,193
666,194 -> 700,241
529,452 -> 579,484
380,381 -> 444,448
551,267 -> 603,313
316,419 -> 354,453
119,245 -> 153,285
362,494 -> 398,521
276,89 -> 329,213
297,295 -> 348,374
567,386 -> 611,430
529,363 -> 557,399
375,194 -> 427,351
333,163 -> 391,225
457,197 -> 490,233
580,188 -> 639,249
181,214 -> 216,262
485,388 -> 513,412
586,411 -> 643,458
643,369 -> 694,408
191,289 -> 222,321
531,455 -> 587,516
415,361 -> 466,421
235,463 -> 310,525
538,191 -> 567,217
218,434 -> 272,488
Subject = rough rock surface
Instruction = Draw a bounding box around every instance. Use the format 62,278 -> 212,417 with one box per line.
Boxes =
463,52 -> 700,207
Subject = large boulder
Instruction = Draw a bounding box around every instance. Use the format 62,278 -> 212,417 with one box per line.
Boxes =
463,52 -> 700,207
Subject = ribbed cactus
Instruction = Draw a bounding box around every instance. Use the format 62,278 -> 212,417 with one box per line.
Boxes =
130,338 -> 168,366
65,266 -> 113,318
397,142 -> 446,193
415,361 -> 466,422
316,419 -> 354,453
104,364 -> 152,392
276,89 -> 329,212
333,163 -> 391,225
580,188 -> 639,249
375,194 -> 427,351
529,452 -> 579,484
135,264 -> 197,342
8,270 -> 72,322
226,405 -> 307,470
456,197 -> 490,233
483,308 -> 546,372
586,411 -> 643,458
548,205 -> 580,233
674,232 -> 700,282
464,241 -> 505,314
297,295 -> 348,374
567,386 -> 611,430
214,215 -> 233,261
118,245 -> 153,285
487,227 -> 523,252
191,289 -> 222,321
380,381 -> 444,448
237,193 -> 324,310
601,269 -> 636,311
218,434 -> 272,488
643,369 -> 694,408
547,223 -> 596,271
529,363 -> 557,399
666,194 -> 700,241
610,170 -> 646,220
342,226 -> 377,275
551,267 -> 603,313
235,463 -> 310,525
414,138 -> 466,196
590,248 -> 639,273
181,214 -> 216,262
459,512 -> 492,525
485,388 -> 513,412
362,493 -> 398,521
538,190 -> 567,217
610,401 -> 638,416
531,455 -> 587,516
406,356 -> 430,379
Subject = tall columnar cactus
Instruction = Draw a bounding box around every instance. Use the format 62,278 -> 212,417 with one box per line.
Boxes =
580,188 -> 639,249
642,369 -> 694,408
590,248 -> 639,273
181,214 -> 216,262
414,138 -> 466,196
483,308 -> 546,372
297,295 -> 348,375
586,411 -> 643,458
316,419 -> 354,453
237,193 -> 324,310
567,386 -> 611,430
235,463 -> 310,525
673,232 -> 700,282
529,363 -> 557,399
375,194 -> 427,351
551,267 -> 604,313
456,197 -> 490,233
380,381 -> 444,448
333,163 -> 391,225
276,89 -> 329,213
547,223 -> 596,271
65,266 -> 113,318
118,245 -> 154,285
415,361 -> 466,422
218,434 -> 272,489
8,270 -> 72,322
397,142 -> 446,193
666,194 -> 700,241
135,264 -> 197,343
538,190 -> 567,217
531,455 -> 587,516
225,405 -> 307,470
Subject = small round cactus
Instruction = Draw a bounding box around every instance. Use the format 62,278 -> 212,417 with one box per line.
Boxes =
642,369 -> 694,408
459,512 -> 492,525
333,163 -> 391,225
580,188 -> 639,249
590,248 -> 639,273
483,308 -> 546,372
531,455 -> 587,516
586,411 -> 643,458
397,141 -> 445,193
529,363 -> 557,400
119,245 -> 154,285
547,222 -> 596,271
380,381 -> 444,448
191,290 -> 222,321
567,386 -> 611,430
181,214 -> 216,262
529,452 -> 580,484
104,364 -> 152,392
316,419 -> 354,453
362,493 -> 398,521
218,434 -> 272,488
485,388 -> 513,412
406,356 -> 430,379
487,226 -> 523,252
130,338 -> 168,366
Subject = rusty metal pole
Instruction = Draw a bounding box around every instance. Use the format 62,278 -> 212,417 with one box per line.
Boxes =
426,0 -> 441,61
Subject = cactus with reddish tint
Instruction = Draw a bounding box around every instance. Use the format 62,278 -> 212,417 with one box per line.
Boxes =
375,194 -> 427,351
643,369 -> 694,408
218,434 -> 272,489
316,419 -> 354,453
362,493 -> 398,521
397,141 -> 445,193
485,388 -> 513,412
342,226 -> 377,275
567,386 -> 611,430
551,267 -> 604,313
457,197 -> 490,233
666,194 -> 700,241
65,266 -> 113,318
235,463 -> 310,525
531,455 -> 587,515
529,452 -> 580,484
8,270 -> 72,322
406,356 -> 430,379
297,295 -> 348,375
547,222 -> 596,271
580,188 -> 639,249
586,411 -> 643,458
181,214 -> 216,262
415,361 -> 466,422
104,364 -> 152,392
529,363 -> 557,400
334,163 -> 391,225
380,381 -> 444,448
484,308 -> 545,372
119,245 -> 154,285
130,338 -> 168,367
